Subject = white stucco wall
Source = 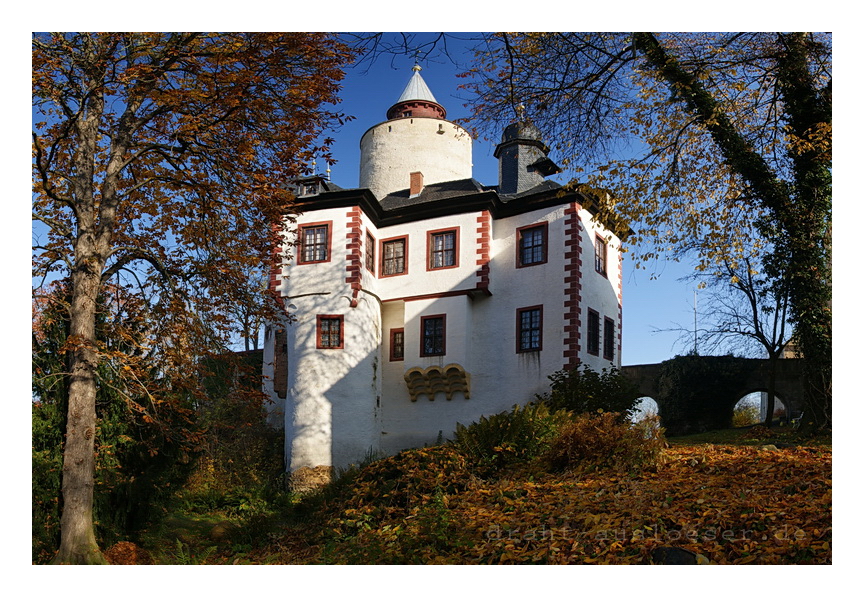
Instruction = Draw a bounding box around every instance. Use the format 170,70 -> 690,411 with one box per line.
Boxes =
261,322 -> 285,429
277,207 -> 383,472
372,214 -> 478,300
283,291 -> 382,472
578,209 -> 623,371
269,198 -> 624,469
359,118 -> 473,199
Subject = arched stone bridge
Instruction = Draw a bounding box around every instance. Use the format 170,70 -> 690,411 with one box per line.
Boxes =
621,356 -> 806,436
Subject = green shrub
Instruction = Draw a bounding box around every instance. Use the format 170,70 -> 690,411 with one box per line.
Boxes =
732,404 -> 761,427
32,287 -> 274,562
544,411 -> 666,473
32,402 -> 64,564
453,402 -> 571,474
318,445 -> 474,564
538,365 -> 639,422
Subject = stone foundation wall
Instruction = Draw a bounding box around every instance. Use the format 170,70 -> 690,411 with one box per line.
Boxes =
289,465 -> 334,493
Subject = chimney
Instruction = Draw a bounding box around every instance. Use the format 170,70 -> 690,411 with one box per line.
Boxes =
409,171 -> 424,196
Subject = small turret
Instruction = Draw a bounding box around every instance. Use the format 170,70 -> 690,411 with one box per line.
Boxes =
494,122 -> 561,195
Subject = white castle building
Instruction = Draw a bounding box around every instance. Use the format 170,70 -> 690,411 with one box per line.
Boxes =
263,66 -> 625,480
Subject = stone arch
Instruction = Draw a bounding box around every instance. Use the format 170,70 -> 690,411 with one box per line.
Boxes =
622,357 -> 806,436
731,389 -> 789,426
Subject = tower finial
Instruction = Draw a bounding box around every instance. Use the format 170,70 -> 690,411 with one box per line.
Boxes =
515,102 -> 526,121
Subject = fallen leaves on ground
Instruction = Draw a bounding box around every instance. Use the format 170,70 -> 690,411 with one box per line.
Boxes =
104,541 -> 154,565
287,443 -> 830,564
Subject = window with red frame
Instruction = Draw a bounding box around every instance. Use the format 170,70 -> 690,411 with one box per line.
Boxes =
594,234 -> 607,275
517,223 -> 548,267
381,237 -> 407,276
365,231 -> 376,273
298,223 -> 329,263
603,316 -> 615,361
316,315 -> 343,349
390,328 -> 404,361
428,229 -> 458,269
587,309 -> 600,356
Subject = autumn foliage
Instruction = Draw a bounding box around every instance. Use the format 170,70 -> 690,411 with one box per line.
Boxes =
280,412 -> 830,565
32,32 -> 355,563
465,33 -> 831,429
544,411 -> 665,474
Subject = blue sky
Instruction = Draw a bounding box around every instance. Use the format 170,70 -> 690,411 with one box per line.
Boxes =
322,37 -> 702,366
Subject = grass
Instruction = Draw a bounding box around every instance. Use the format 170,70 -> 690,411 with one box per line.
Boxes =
132,489 -> 307,564
667,425 -> 832,447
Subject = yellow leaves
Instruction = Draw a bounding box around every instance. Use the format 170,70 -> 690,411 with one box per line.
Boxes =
313,440 -> 831,565
786,121 -> 832,159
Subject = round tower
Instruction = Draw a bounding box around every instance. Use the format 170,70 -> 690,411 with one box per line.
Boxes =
359,65 -> 473,200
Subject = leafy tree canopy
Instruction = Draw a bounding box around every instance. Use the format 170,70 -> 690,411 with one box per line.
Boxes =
464,32 -> 830,267
32,32 -> 356,563
464,32 -> 831,428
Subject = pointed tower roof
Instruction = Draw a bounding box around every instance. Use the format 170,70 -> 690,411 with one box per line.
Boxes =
386,64 -> 447,120
396,64 -> 438,103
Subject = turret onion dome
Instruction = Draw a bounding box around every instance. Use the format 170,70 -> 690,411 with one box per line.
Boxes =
386,64 -> 447,120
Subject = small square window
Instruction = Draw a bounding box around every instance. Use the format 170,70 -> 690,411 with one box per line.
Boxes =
420,315 -> 446,357
390,328 -> 404,361
428,228 -> 458,270
517,306 -> 543,352
316,315 -> 343,349
298,222 -> 330,264
517,223 -> 548,267
381,236 -> 408,277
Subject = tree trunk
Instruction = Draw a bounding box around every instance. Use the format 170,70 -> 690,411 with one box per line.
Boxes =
52,43 -> 110,563
636,33 -> 831,431
51,263 -> 107,564
775,33 -> 832,432
763,354 -> 779,428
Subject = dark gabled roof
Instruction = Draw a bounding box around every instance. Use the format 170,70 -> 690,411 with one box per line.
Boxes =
320,180 -> 344,193
379,177 -> 571,209
288,178 -> 630,239
499,179 -> 563,202
379,178 -> 491,211
528,156 -> 563,177
294,175 -> 344,194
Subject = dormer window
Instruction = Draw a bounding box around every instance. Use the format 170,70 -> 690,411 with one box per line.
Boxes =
302,182 -> 319,196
